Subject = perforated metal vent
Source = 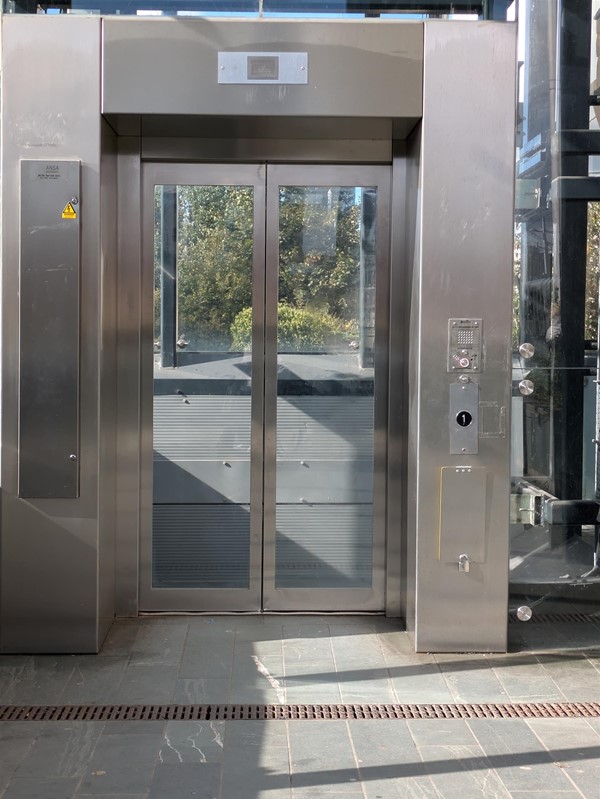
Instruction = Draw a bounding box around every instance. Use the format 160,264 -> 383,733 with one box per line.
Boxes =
1,702 -> 600,722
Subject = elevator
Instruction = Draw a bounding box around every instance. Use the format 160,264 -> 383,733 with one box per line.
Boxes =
0,15 -> 517,653
142,164 -> 389,612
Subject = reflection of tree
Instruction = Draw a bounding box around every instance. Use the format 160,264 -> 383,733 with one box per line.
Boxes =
154,185 -> 364,352
585,201 -> 600,341
513,202 -> 600,348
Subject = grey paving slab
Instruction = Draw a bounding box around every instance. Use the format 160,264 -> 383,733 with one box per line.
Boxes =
288,720 -> 362,795
159,720 -> 226,764
179,629 -> 235,679
130,623 -> 189,665
5,656 -> 76,705
111,663 -> 180,704
101,721 -> 166,735
0,722 -> 43,794
13,722 -> 104,780
148,763 -> 221,799
349,719 -> 440,799
526,718 -> 600,798
507,794 -> 581,799
173,678 -> 231,705
2,777 -> 80,799
78,729 -> 163,795
490,656 -> 565,702
389,661 -> 456,704
466,718 -> 577,793
60,657 -> 129,705
417,743 -> 511,798
220,721 -> 291,799
408,719 -> 479,748
432,655 -> 509,703
98,623 -> 140,658
535,653 -> 600,701
338,676 -> 397,705
76,795 -> 149,799
331,634 -> 387,669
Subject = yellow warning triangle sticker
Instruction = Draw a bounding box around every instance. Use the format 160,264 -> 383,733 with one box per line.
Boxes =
62,202 -> 77,219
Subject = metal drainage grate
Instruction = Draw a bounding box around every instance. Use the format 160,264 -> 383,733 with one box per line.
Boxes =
2,702 -> 600,722
509,612 -> 600,624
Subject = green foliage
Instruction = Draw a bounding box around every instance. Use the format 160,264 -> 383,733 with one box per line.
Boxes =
154,184 -> 368,353
231,303 -> 353,352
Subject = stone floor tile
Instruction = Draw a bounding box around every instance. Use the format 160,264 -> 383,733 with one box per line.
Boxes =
148,763 -> 221,799
60,657 -> 129,704
111,663 -> 180,704
408,719 -> 478,748
78,729 -> 164,795
389,662 -> 455,704
179,625 -> 235,673
5,656 -> 76,706
0,723 -> 43,793
466,718 -> 577,793
97,623 -> 140,658
417,744 -> 511,798
220,721 -> 291,799
173,678 -> 231,705
130,623 -> 189,665
159,720 -> 226,764
13,722 -> 104,780
536,653 -> 600,701
432,654 -> 509,703
525,717 -> 600,798
288,720 -> 362,794
2,778 -> 80,799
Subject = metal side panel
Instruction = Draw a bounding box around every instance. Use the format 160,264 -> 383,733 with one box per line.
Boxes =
1,16 -> 103,653
102,18 -> 423,119
409,22 -> 516,653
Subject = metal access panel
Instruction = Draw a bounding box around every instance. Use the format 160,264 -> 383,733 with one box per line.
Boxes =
19,160 -> 80,498
439,466 -> 487,563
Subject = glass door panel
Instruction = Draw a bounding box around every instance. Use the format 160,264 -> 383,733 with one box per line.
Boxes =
140,164 -> 265,611
263,166 -> 390,611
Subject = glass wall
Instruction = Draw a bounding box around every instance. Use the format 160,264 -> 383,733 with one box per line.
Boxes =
4,0 -> 510,20
510,0 -> 600,639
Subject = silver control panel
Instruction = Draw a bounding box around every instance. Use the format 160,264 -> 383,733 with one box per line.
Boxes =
447,318 -> 482,373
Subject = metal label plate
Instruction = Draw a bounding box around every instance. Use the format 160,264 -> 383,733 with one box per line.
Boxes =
449,381 -> 479,455
218,51 -> 308,84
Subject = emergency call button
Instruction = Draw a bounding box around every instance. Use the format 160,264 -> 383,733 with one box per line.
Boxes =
456,411 -> 473,427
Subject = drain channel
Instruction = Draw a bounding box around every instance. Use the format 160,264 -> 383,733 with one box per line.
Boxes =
1,702 -> 600,722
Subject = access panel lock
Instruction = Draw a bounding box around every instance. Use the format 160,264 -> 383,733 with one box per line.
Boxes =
447,318 -> 482,373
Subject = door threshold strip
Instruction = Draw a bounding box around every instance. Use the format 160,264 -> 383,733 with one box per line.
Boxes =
1,702 -> 600,722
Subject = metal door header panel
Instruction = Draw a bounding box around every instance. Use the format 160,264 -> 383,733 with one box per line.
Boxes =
102,18 -> 423,120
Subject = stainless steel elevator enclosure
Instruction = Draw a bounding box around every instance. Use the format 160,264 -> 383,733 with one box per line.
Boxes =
0,16 -> 517,653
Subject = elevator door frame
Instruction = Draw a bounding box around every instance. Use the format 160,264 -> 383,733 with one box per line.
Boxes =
139,161 -> 391,613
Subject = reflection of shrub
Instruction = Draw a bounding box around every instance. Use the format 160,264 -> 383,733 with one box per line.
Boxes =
231,303 -> 353,352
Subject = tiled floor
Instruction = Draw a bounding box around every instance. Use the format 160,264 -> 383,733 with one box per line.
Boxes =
2,614 -> 600,797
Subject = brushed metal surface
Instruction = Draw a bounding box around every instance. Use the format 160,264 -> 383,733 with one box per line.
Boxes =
1,17 -> 105,653
19,159 -> 80,498
102,18 -> 423,120
406,22 -> 516,652
115,137 -> 142,617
